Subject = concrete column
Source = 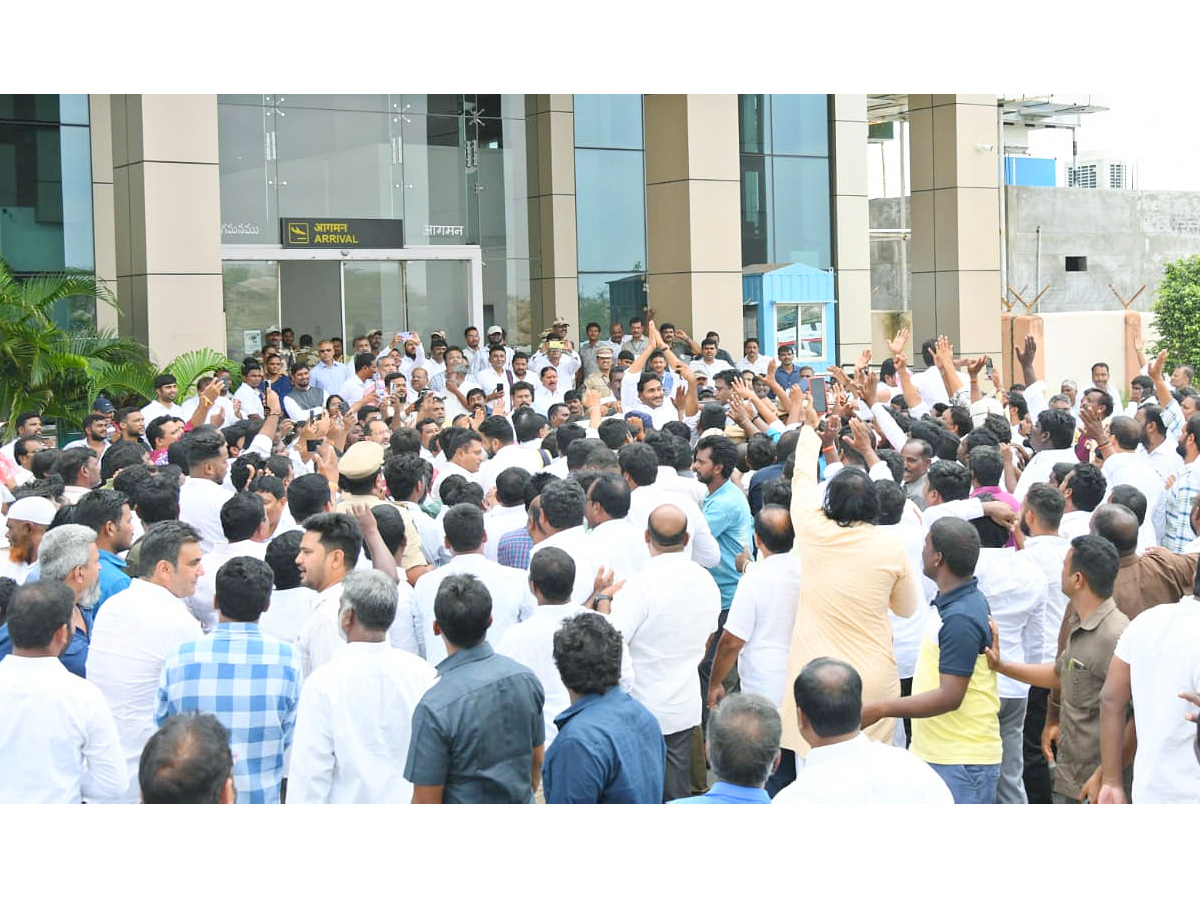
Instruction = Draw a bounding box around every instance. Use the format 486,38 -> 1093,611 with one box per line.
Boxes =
907,94 -> 1002,359
89,95 -> 119,333
830,94 -> 871,364
643,94 -> 743,347
111,94 -> 224,366
525,95 -> 578,338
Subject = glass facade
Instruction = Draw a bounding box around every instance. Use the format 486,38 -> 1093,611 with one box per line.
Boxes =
0,94 -> 96,328
216,94 -> 533,353
738,94 -> 831,269
574,95 -> 646,335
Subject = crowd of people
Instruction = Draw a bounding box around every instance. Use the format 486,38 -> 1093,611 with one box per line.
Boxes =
1,313 -> 1198,805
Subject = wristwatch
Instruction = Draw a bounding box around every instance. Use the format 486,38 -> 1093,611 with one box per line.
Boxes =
592,593 -> 612,606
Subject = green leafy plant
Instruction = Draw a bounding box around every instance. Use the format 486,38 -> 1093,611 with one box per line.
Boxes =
165,349 -> 242,399
1150,255 -> 1200,375
0,258 -> 158,440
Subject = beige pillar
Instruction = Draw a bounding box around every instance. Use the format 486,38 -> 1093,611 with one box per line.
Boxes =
907,94 -> 1002,359
111,95 -> 225,367
525,95 -> 578,339
830,94 -> 871,364
89,95 -> 119,333
643,94 -> 743,347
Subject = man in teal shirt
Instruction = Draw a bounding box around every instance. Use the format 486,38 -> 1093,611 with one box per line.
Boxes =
71,489 -> 134,613
693,434 -> 753,715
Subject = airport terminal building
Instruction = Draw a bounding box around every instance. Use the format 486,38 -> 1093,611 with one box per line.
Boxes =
0,94 -> 1007,367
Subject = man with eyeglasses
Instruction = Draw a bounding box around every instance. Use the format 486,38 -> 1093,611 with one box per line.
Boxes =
311,340 -> 351,395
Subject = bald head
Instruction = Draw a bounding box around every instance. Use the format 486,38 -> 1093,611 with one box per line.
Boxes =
646,504 -> 688,554
794,657 -> 863,742
1091,504 -> 1139,556
755,506 -> 794,555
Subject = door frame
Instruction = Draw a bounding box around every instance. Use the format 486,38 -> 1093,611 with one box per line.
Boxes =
221,245 -> 485,342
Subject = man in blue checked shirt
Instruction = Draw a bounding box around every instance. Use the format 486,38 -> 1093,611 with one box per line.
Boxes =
156,556 -> 302,804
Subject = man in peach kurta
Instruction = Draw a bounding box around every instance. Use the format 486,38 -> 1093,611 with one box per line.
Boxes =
780,425 -> 919,761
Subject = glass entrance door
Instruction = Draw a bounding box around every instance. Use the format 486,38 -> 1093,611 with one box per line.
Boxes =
222,248 -> 483,361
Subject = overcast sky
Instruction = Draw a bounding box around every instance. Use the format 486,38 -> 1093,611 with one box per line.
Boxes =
1023,93 -> 1199,191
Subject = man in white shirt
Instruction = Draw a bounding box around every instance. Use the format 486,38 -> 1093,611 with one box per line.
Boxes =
0,581 -> 127,803
177,431 -> 235,554
411,503 -> 533,665
1016,482 -> 1073,803
1014,408 -> 1084,502
471,325 -> 515,376
180,375 -> 238,428
54,446 -> 101,505
497,546 -> 632,749
259,531 -> 315,646
186,492 -> 271,633
773,658 -> 953,804
1103,416 -> 1167,542
584,473 -> 649,583
707,506 -> 804,710
483,467 -> 532,563
533,366 -> 566,417
1099,588 -> 1200,803
430,428 -> 485,500
478,344 -> 516,408
1136,404 -> 1184,484
0,495 -> 54,585
477,415 -> 543,495
973,511 -> 1046,804
690,338 -> 727,381
295,512 -> 361,677
0,411 -> 44,467
586,503 -> 721,801
140,373 -> 185,425
233,361 -> 267,420
529,479 -> 597,604
1057,463 -> 1106,542
735,337 -> 773,376
440,362 -> 484,423
86,521 -> 205,801
619,442 -> 721,568
338,353 -> 380,408
288,569 -> 437,803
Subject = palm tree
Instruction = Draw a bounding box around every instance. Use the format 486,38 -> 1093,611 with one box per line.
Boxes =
0,258 -> 158,440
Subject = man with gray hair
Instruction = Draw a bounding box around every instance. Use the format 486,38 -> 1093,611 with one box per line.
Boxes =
773,658 -> 952,804
288,569 -> 437,803
671,692 -> 780,804
0,523 -> 100,678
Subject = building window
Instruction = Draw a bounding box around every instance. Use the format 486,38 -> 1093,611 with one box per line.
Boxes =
738,94 -> 832,269
1065,256 -> 1087,272
574,95 -> 647,331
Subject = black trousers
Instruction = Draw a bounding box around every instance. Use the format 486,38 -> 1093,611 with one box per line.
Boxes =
1023,686 -> 1053,804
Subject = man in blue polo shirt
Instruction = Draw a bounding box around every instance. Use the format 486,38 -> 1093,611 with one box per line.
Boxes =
672,693 -> 780,804
71,490 -> 133,613
693,435 -> 753,707
862,517 -> 1001,803
542,614 -> 664,804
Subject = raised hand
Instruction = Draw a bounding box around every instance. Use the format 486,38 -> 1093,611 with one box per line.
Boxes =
967,355 -> 989,378
1015,334 -> 1037,368
888,327 -> 910,357
1149,349 -> 1168,382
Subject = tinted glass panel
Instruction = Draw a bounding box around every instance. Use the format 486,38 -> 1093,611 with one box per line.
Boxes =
575,149 -> 645,272
771,94 -> 828,156
772,156 -> 831,268
573,95 -> 643,150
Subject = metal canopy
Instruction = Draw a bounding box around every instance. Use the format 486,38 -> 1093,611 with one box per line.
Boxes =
865,94 -> 1108,128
